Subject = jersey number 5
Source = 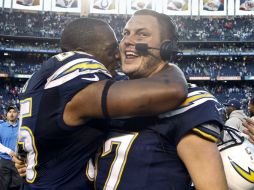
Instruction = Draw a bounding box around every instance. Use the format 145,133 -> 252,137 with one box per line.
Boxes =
18,97 -> 38,183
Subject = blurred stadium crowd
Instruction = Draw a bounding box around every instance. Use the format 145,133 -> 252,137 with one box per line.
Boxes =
0,11 -> 254,41
0,10 -> 254,116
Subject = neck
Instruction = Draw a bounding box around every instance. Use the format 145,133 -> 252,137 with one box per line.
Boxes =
128,61 -> 167,79
8,120 -> 17,125
147,62 -> 167,78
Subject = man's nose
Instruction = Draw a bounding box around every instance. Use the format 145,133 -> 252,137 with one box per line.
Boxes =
122,35 -> 136,47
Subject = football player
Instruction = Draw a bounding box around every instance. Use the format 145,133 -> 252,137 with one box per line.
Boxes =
14,17 -> 187,190
95,10 -> 228,190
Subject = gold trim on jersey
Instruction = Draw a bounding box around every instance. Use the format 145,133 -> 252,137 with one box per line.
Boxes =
101,132 -> 138,190
20,98 -> 32,118
181,93 -> 214,107
19,126 -> 38,183
86,159 -> 96,182
94,153 -> 100,189
159,90 -> 218,118
192,128 -> 219,142
18,141 -> 25,149
63,63 -> 108,76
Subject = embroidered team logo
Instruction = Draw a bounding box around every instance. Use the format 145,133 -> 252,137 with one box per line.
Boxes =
82,74 -> 100,81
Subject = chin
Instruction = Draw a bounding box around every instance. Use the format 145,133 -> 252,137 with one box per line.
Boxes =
121,62 -> 136,72
121,66 -> 131,75
123,58 -> 141,68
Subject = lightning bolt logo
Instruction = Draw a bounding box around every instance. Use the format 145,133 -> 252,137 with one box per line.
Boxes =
229,157 -> 254,183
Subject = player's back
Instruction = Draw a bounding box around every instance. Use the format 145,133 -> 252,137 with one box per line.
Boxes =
18,51 -> 111,190
95,85 -> 223,190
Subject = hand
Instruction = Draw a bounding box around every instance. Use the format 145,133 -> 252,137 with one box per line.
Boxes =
8,151 -> 16,158
242,118 -> 254,144
12,155 -> 27,177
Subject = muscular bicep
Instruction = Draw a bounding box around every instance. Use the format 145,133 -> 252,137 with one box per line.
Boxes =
64,64 -> 187,126
177,133 -> 228,190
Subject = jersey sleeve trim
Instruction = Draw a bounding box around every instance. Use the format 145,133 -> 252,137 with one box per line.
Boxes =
159,90 -> 218,118
192,124 -> 220,143
192,128 -> 218,142
181,93 -> 214,107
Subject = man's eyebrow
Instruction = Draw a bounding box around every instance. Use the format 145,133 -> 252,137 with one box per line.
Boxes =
123,27 -> 148,33
136,28 -> 149,32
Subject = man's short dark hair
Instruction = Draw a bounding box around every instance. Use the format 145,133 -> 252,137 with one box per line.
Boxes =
250,97 -> 254,105
7,106 -> 17,112
60,18 -> 110,53
133,9 -> 178,42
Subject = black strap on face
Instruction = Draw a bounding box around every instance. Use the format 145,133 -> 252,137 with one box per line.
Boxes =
101,80 -> 116,119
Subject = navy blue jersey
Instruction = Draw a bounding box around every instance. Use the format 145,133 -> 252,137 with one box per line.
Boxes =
95,85 -> 223,190
18,51 -> 111,190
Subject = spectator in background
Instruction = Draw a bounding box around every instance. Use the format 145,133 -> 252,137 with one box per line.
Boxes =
242,97 -> 254,144
224,99 -> 247,132
248,97 -> 254,119
0,114 -> 5,124
0,106 -> 21,190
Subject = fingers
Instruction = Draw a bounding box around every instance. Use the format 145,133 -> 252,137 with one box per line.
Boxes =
243,129 -> 254,144
14,161 -> 26,170
243,118 -> 254,134
8,151 -> 16,159
12,155 -> 24,165
244,118 -> 254,125
12,155 -> 27,177
242,118 -> 254,144
248,137 -> 254,144
13,157 -> 27,177
17,167 -> 26,177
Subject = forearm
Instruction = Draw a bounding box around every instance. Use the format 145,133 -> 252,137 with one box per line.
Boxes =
106,64 -> 187,117
64,64 -> 187,126
177,134 -> 228,190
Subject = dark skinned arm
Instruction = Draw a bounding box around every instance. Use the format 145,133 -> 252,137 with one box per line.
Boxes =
64,64 -> 187,126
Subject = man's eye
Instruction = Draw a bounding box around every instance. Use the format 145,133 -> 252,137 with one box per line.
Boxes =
122,31 -> 129,36
138,32 -> 147,37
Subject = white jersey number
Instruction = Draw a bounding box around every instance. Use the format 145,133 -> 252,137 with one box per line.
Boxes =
101,133 -> 138,190
18,98 -> 38,183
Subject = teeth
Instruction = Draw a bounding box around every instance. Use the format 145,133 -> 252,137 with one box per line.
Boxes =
126,52 -> 138,56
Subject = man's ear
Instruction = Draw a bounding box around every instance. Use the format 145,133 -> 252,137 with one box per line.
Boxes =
115,51 -> 120,60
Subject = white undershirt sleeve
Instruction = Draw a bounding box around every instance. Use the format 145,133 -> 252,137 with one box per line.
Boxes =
0,143 -> 12,155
